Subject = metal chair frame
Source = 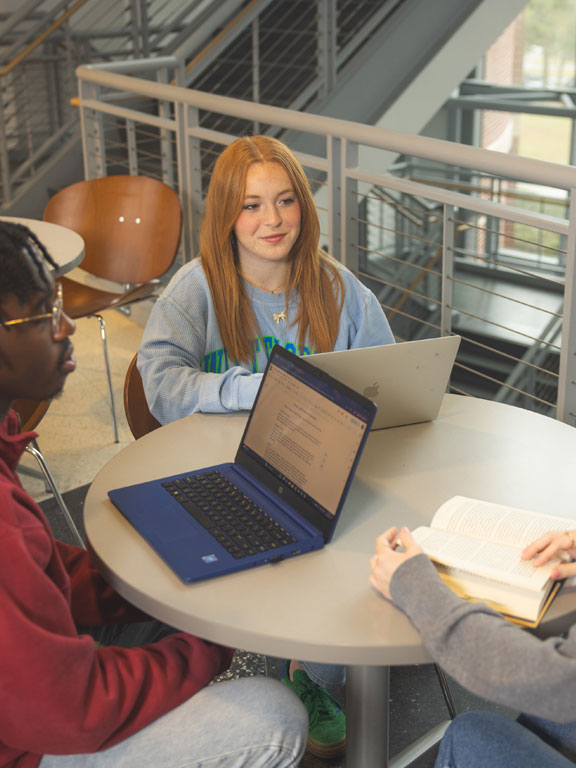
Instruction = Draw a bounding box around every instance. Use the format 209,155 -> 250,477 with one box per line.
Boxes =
14,399 -> 85,547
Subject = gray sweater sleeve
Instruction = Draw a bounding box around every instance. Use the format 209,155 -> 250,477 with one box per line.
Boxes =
390,555 -> 576,722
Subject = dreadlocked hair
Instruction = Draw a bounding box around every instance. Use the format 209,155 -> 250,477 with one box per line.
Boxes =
0,221 -> 57,319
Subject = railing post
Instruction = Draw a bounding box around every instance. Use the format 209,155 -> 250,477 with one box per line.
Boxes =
130,0 -> 149,58
317,0 -> 336,99
251,18 -> 260,135
21,65 -> 35,165
341,138 -> 359,273
45,40 -> 59,133
0,81 -> 12,207
327,135 -> 341,263
126,120 -> 138,174
441,204 -> 455,336
78,78 -> 106,178
157,65 -> 175,187
138,0 -> 150,58
556,189 -> 576,424
176,102 -> 202,262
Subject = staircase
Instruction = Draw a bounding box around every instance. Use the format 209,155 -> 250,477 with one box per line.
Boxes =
1,0 -> 528,215
0,0 -> 248,212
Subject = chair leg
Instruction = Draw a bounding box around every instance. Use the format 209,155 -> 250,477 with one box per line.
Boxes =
434,663 -> 457,719
95,313 -> 119,443
17,463 -> 51,493
25,442 -> 85,548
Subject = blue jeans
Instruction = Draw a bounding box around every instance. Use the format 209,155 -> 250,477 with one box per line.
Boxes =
301,662 -> 346,688
435,711 -> 576,768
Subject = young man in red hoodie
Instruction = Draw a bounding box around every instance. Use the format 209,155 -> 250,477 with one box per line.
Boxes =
0,220 -> 307,768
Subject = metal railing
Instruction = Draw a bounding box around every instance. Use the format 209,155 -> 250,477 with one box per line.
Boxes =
76,60 -> 576,425
0,0 -> 250,207
0,0 -> 391,209
0,0 -> 157,206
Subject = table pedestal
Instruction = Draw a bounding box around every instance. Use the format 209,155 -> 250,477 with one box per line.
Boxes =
347,665 -> 390,765
347,665 -> 450,767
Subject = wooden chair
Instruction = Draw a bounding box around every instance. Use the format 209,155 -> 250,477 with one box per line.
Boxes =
123,354 -> 161,440
43,175 -> 182,443
13,398 -> 85,547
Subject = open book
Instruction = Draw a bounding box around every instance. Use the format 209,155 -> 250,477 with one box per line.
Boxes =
412,496 -> 575,627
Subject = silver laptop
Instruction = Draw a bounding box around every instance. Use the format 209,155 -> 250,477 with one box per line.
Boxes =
307,335 -> 461,430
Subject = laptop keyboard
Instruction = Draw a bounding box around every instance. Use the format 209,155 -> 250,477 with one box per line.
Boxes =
162,470 -> 297,559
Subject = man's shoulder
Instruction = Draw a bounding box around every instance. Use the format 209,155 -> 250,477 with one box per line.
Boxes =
0,477 -> 45,539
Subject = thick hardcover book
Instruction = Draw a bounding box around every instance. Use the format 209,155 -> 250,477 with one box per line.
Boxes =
412,496 -> 573,627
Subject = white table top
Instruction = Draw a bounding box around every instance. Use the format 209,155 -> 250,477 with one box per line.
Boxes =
84,394 -> 576,666
0,216 -> 84,276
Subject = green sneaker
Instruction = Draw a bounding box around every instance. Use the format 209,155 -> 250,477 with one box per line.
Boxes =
281,662 -> 346,759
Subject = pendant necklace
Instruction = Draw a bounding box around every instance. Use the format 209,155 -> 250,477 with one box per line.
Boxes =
242,275 -> 288,324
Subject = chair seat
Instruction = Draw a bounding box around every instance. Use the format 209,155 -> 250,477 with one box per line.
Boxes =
13,398 -> 51,432
43,175 -> 182,443
124,353 -> 162,439
60,276 -> 160,318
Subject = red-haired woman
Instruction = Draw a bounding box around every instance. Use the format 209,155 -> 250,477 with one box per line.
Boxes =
139,136 -> 395,759
139,135 -> 394,423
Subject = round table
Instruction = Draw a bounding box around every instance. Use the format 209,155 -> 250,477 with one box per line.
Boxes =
0,216 -> 84,275
84,394 -> 576,766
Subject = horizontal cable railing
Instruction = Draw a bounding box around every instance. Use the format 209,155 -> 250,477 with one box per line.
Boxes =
1,0 -> 389,208
76,61 -> 576,425
0,0 -> 144,207
0,0 -> 252,207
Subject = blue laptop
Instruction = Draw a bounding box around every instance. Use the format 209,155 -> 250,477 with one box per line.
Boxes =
108,344 -> 376,583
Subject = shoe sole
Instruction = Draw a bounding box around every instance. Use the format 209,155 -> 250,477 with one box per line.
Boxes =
306,736 -> 346,759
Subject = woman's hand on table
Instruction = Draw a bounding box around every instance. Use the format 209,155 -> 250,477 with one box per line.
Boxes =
370,526 -> 423,600
522,529 -> 576,580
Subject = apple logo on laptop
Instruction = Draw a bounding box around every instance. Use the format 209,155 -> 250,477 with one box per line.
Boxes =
363,381 -> 380,399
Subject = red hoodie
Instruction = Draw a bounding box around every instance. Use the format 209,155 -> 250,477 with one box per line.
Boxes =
0,410 -> 234,767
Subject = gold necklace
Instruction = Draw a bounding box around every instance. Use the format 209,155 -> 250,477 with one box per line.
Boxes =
241,274 -> 286,294
242,276 -> 288,324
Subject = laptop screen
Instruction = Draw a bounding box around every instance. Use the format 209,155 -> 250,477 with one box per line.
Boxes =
240,346 -> 374,519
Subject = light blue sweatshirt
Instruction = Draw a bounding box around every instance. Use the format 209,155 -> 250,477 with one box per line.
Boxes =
139,258 -> 395,423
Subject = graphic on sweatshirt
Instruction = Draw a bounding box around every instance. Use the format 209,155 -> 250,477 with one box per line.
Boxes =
202,336 -> 313,374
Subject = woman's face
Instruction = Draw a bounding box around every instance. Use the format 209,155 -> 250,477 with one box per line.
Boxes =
233,161 -> 301,273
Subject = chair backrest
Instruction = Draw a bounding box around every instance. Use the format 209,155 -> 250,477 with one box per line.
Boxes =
124,354 -> 161,440
13,398 -> 51,432
43,175 -> 182,284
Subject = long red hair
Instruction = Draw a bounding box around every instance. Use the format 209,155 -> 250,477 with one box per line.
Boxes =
200,136 -> 344,363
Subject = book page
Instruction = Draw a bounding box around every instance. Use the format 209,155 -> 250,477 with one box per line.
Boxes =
412,526 -> 554,589
435,564 -> 544,621
431,496 -> 576,549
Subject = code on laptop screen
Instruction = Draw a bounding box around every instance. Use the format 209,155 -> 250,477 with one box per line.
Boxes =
242,355 -> 371,517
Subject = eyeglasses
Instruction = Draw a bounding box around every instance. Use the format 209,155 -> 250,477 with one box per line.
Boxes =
1,283 -> 64,336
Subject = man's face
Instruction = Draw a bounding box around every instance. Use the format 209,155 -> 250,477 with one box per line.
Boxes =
0,275 -> 76,413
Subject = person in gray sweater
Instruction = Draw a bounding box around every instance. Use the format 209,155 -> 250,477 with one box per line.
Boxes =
370,525 -> 576,767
